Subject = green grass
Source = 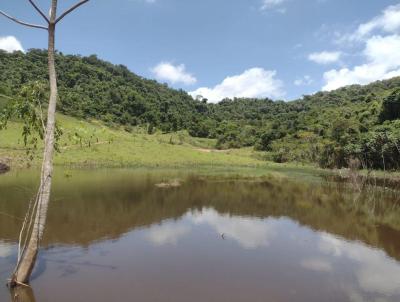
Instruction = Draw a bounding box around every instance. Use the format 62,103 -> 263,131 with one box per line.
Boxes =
0,114 -> 325,179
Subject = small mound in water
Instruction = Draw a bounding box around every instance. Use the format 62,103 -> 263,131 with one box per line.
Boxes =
155,179 -> 182,189
0,162 -> 10,174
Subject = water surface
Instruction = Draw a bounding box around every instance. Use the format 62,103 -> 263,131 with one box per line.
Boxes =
1,169 -> 400,302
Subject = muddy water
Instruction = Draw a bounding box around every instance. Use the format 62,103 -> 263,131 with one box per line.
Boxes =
0,169 -> 400,302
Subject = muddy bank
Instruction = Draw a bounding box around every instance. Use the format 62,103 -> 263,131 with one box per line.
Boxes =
155,179 -> 182,188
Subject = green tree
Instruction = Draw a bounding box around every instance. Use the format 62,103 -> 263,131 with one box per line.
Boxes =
380,89 -> 400,122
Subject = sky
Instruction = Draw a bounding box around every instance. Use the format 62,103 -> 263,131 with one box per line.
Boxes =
1,0 -> 400,102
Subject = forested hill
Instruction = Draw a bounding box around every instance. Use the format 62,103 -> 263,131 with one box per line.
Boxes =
1,49 -> 400,170
0,49 -> 202,132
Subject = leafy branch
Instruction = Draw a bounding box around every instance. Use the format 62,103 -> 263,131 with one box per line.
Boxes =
0,82 -> 63,159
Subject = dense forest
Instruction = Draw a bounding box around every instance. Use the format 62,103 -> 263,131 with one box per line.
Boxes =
1,49 -> 400,170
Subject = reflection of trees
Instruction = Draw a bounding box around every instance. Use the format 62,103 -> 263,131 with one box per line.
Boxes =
1,172 -> 400,260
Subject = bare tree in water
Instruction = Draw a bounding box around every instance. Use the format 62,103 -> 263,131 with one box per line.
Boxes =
0,0 -> 90,287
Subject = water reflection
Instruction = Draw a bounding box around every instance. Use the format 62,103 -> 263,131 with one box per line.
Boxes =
300,258 -> 333,273
190,208 -> 278,249
0,241 -> 14,258
317,232 -> 400,296
9,286 -> 36,302
146,223 -> 191,246
142,209 -> 400,301
0,169 -> 399,301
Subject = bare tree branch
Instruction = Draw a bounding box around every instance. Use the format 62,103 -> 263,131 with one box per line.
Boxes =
0,10 -> 48,30
28,0 -> 50,23
55,0 -> 89,24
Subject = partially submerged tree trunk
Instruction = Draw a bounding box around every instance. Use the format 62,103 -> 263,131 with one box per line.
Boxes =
10,286 -> 36,302
10,4 -> 58,286
1,0 -> 90,287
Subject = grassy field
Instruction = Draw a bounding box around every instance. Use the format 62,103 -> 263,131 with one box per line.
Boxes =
0,114 -> 325,179
2,114 -> 400,185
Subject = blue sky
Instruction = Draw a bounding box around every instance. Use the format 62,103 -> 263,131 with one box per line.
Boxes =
1,0 -> 400,102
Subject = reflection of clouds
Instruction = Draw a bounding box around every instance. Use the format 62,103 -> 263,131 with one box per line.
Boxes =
346,287 -> 365,302
189,208 -> 277,249
319,234 -> 346,257
146,208 -> 280,249
318,233 -> 400,296
0,241 -> 14,258
300,258 -> 333,272
343,285 -> 391,302
144,207 -> 400,300
146,224 -> 191,246
356,253 -> 400,296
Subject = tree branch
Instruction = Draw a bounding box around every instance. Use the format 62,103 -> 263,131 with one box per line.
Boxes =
55,0 -> 89,24
0,10 -> 48,30
28,0 -> 50,23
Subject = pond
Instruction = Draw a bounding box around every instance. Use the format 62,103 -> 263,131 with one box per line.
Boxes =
1,169 -> 400,302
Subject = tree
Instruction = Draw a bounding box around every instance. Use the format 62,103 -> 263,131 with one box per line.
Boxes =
379,89 -> 400,122
1,0 -> 90,287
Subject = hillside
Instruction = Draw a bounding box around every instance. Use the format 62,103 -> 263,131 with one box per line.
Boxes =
1,49 -> 400,170
0,113 -> 324,181
0,49 -> 202,133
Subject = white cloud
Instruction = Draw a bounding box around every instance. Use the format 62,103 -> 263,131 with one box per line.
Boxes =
151,62 -> 197,85
364,34 -> 400,68
261,0 -> 287,11
318,4 -> 400,91
0,36 -> 24,53
190,68 -> 284,103
349,4 -> 400,42
308,51 -> 342,65
323,34 -> 400,91
294,75 -> 313,86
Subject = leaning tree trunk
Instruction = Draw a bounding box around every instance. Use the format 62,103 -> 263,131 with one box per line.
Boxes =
11,1 -> 58,286
10,286 -> 37,302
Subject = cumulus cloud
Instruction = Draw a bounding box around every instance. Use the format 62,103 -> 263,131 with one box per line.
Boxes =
0,36 -> 24,53
308,51 -> 342,65
348,4 -> 400,42
151,62 -> 197,85
190,68 -> 284,103
260,0 -> 287,11
323,34 -> 400,91
318,4 -> 400,91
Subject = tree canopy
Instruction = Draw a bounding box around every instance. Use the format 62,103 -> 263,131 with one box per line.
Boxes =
1,49 -> 400,170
